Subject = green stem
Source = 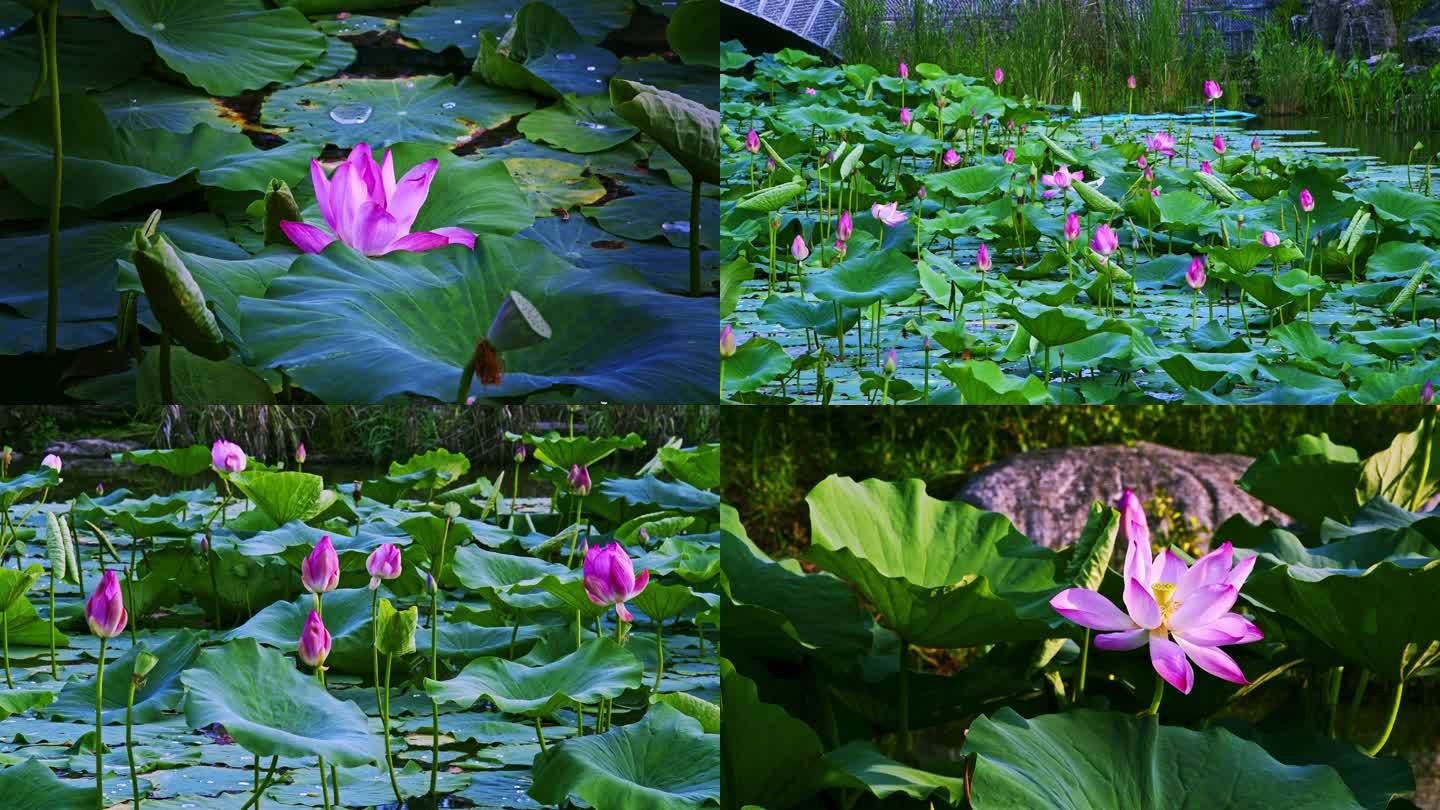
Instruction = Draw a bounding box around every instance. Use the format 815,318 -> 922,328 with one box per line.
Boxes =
1327,666 -> 1345,738
158,330 -> 174,406
49,574 -> 57,677
253,755 -> 261,810
1365,679 -> 1404,756
237,756 -> 278,810
1145,671 -> 1164,716
127,674 -> 140,809
206,540 -> 221,629
897,640 -> 911,762
428,519 -> 449,798
4,610 -> 12,689
510,461 -> 520,516
653,617 -> 665,693
1075,629 -> 1090,701
566,499 -> 585,567
534,716 -> 548,752
371,589 -> 381,725
1347,670 -> 1372,740
44,2 -> 61,359
95,637 -> 107,810
381,653 -> 402,803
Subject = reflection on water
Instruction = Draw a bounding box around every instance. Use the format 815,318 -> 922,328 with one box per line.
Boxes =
1242,113 -> 1440,166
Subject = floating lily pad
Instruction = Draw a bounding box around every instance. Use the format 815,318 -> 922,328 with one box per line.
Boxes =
426,637 -> 643,714
517,95 -> 639,154
400,0 -> 632,58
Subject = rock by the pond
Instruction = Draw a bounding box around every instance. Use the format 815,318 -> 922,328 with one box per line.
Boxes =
1405,24 -> 1440,64
44,438 -> 142,458
1307,0 -> 1398,62
956,442 -> 1290,549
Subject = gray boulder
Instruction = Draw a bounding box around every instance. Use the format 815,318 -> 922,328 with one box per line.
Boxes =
1308,0 -> 1398,61
43,438 -> 142,458
956,442 -> 1290,549
1405,24 -> 1440,64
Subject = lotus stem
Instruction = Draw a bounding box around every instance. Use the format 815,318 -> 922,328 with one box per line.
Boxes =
2,610 -> 10,689
1366,679 -> 1404,756
534,716 -> 548,752
381,653 -> 402,803
429,517 -> 451,798
510,460 -> 520,516
49,572 -> 58,677
206,539 -> 221,629
653,616 -> 664,693
687,177 -> 702,296
1326,666 -> 1344,738
237,756 -> 279,810
127,674 -> 141,809
253,755 -> 260,810
371,589 -> 382,726
897,639 -> 911,762
159,330 -> 174,405
566,499 -> 584,567
314,668 -> 331,810
95,637 -> 107,809
44,2 -> 61,359
1075,629 -> 1090,701
1145,671 -> 1164,717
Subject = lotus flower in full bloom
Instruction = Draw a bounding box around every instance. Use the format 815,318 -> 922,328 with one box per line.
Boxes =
1050,489 -> 1262,693
942,148 -> 961,167
40,454 -> 61,473
211,439 -> 246,473
298,609 -> 332,669
366,543 -> 402,590
1145,131 -> 1177,158
280,143 -> 476,257
582,542 -> 650,622
870,202 -> 908,228
302,536 -> 340,594
1041,165 -> 1084,199
86,570 -> 128,639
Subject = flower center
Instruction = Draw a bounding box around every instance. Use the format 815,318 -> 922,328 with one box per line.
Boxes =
1151,581 -> 1179,624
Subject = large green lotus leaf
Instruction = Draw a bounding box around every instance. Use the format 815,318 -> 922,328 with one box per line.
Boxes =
1237,433 -> 1363,527
472,3 -> 619,99
262,76 -> 536,149
181,638 -> 382,766
611,79 -> 719,185
822,741 -> 966,804
283,35 -> 359,88
1357,417 -> 1440,512
804,476 -> 1063,647
630,582 -> 704,621
505,158 -> 607,214
529,703 -> 719,810
387,447 -> 471,491
521,215 -> 718,295
1354,183 -> 1440,238
401,0 -> 632,57
963,709 -> 1365,809
0,690 -> 55,722
600,476 -> 719,513
806,248 -> 920,308
415,620 -> 543,661
425,637 -> 642,715
937,360 -> 1050,404
0,19 -> 150,107
95,79 -> 239,134
118,242 -> 293,342
0,565 -> 41,612
530,572 -> 610,619
1243,532 -> 1440,679
658,444 -> 720,490
49,630 -> 203,725
720,509 -> 873,658
1216,720 -> 1415,810
667,0 -> 718,67
134,346 -> 276,407
1345,325 -> 1440,360
1,594 -> 65,647
0,94 -> 312,210
110,446 -> 214,478
925,163 -> 1012,201
239,240 -> 713,403
450,545 -> 567,591
583,184 -> 719,249
225,588 -> 377,674
722,336 -> 791,395
719,659 -> 824,809
507,431 -> 646,470
93,0 -> 326,96
378,145 -> 535,236
0,468 -> 58,509
0,760 -> 97,810
1003,301 -> 1111,348
226,470 -> 325,525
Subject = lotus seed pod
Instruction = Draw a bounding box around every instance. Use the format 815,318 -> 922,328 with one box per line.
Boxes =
263,179 -> 301,246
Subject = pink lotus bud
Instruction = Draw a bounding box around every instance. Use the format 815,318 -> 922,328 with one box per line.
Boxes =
791,234 -> 810,262
1186,256 -> 1207,289
1203,80 -> 1222,101
720,325 -> 736,358
582,542 -> 650,623
298,609 -> 331,669
41,453 -> 61,473
1260,230 -> 1280,248
1127,75 -> 1136,89
765,158 -> 776,172
295,443 -> 306,465
1064,212 -> 1081,242
1003,147 -> 1015,164
201,529 -> 211,556
1144,167 -> 1155,182
1299,188 -> 1315,212
834,238 -> 847,257
977,243 -> 992,273
1200,161 -> 1213,174
993,67 -> 1004,85
837,210 -> 853,241
638,527 -> 650,544
899,107 -> 912,126
569,464 -> 592,496
366,543 -> 403,591
86,570 -> 128,639
1137,154 -> 1148,169
899,61 -> 908,79
883,349 -> 897,376
1091,223 -> 1119,257
943,148 -> 961,167
804,87 -> 816,96
1251,137 -> 1261,152
301,535 -> 339,594
96,482 -> 104,496
1423,379 -> 1435,405
210,439 -> 246,473
745,129 -> 760,153
1213,135 -> 1226,154
513,442 -> 527,463
916,186 -> 927,201
1151,187 -> 1161,197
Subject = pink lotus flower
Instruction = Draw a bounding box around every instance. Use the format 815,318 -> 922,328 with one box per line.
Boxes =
582,542 -> 650,622
883,348 -> 897,375
1127,75 -> 1137,89
745,129 -> 760,153
977,242 -> 992,273
281,143 -> 475,257
719,325 -> 736,358
899,61 -> 908,79
211,439 -> 246,473
1187,256 -> 1207,289
1423,379 -> 1435,405
1137,154 -> 1148,170
298,609 -> 331,669
366,543 -> 402,590
1003,147 -> 1015,164
1213,135 -> 1226,154
1049,530 -> 1261,694
302,536 -> 340,594
837,210 -> 854,241
804,87 -> 816,96
1041,165 -> 1084,199
993,67 -> 1004,85
1250,137 -> 1262,153
1299,188 -> 1315,212
1260,230 -> 1280,248
1203,80 -> 1223,101
86,570 -> 128,639
1200,161 -> 1213,175
834,238 -> 848,257
1064,212 -> 1081,242
871,202 -> 908,227
943,148 -> 961,167
1151,187 -> 1161,197
1144,167 -> 1156,183
899,107 -> 913,126
569,464 -> 592,496
916,186 -> 927,201
295,443 -> 306,465
40,454 -> 61,473
1145,132 -> 1176,157
791,234 -> 810,261
1091,223 -> 1119,259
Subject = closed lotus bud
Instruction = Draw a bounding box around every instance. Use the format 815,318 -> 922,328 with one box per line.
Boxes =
883,348 -> 897,376
721,323 -> 737,357
513,442 -> 528,463
1260,230 -> 1280,248
916,186 -> 927,201
976,243 -> 992,273
295,442 -> 307,465
1127,75 -> 1136,89
993,67 -> 1004,85
898,61 -> 908,79
568,464 -> 592,496
1251,137 -> 1262,153
837,210 -> 854,242
211,439 -> 246,473
1186,256 -> 1207,290
86,570 -> 128,639
301,535 -> 339,594
1003,147 -> 1014,164
444,501 -> 461,518
201,528 -> 211,556
1423,379 -> 1435,405
41,454 -> 61,473
297,609 -> 331,669
745,128 -> 760,154
366,543 -> 403,590
264,179 -> 302,246
790,234 -> 810,262
1064,212 -> 1081,242
1299,188 -> 1315,213
1212,135 -> 1226,155
96,482 -> 105,496
638,527 -> 650,545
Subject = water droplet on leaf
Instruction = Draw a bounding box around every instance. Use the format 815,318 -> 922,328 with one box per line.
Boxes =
555,53 -> 577,61
329,102 -> 373,125
575,120 -> 608,130
442,101 -> 457,109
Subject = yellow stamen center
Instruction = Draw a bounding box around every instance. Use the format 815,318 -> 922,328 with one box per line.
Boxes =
1151,582 -> 1178,624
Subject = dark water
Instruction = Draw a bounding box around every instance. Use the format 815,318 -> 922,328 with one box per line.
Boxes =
1242,113 -> 1440,165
